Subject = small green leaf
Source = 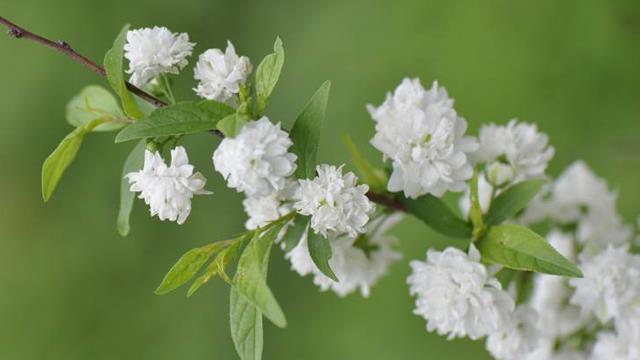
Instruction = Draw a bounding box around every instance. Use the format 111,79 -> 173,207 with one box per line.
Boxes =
307,230 -> 338,281
67,85 -> 127,131
235,225 -> 287,328
187,235 -> 247,296
290,81 -> 331,179
282,215 -> 307,252
476,223 -> 583,277
255,37 -> 285,114
486,179 -> 546,226
41,119 -> 104,202
155,241 -> 229,295
117,140 -> 145,236
400,195 -> 473,239
104,24 -> 143,119
341,134 -> 387,192
115,101 -> 234,142
230,286 -> 263,360
216,113 -> 249,137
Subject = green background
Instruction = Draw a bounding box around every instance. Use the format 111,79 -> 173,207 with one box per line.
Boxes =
1,1 -> 639,359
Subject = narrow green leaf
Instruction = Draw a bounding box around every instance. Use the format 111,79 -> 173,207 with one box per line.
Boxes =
115,100 -> 234,142
255,37 -> 285,114
104,24 -> 143,119
230,286 -> 263,360
67,85 -> 127,131
486,179 -> 546,226
235,225 -> 287,328
117,140 -> 145,236
400,195 -> 473,239
41,119 -> 104,202
341,134 -> 387,192
187,236 -> 247,296
154,242 -> 229,295
476,223 -> 583,277
307,230 -> 338,281
289,81 -> 331,179
216,113 -> 249,137
282,215 -> 307,252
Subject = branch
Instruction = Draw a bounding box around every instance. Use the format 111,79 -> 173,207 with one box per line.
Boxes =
0,16 -> 167,108
366,191 -> 405,212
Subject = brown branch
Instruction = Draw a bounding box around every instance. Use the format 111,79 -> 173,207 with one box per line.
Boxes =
0,16 -> 167,108
366,191 -> 405,212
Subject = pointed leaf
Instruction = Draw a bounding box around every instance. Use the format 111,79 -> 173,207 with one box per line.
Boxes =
235,226 -> 287,328
307,230 -> 338,281
230,285 -> 263,360
217,113 -> 249,137
41,119 -> 104,201
115,100 -> 234,142
255,37 -> 284,114
486,179 -> 546,226
187,235 -> 247,296
104,24 -> 143,119
117,140 -> 145,236
400,195 -> 472,239
282,215 -> 307,252
67,85 -> 127,131
289,81 -> 331,178
476,223 -> 583,277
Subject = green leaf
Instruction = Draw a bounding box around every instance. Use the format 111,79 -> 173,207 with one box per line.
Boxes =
476,223 -> 583,277
67,85 -> 127,131
255,37 -> 285,114
41,119 -> 104,202
230,286 -> 263,360
341,134 -> 387,192
117,140 -> 145,236
115,100 -> 234,142
400,195 -> 473,239
486,179 -> 546,226
289,81 -> 331,179
216,113 -> 249,137
187,235 -> 247,296
154,241 -> 229,295
235,226 -> 287,328
104,24 -> 143,119
307,230 -> 338,281
282,215 -> 307,252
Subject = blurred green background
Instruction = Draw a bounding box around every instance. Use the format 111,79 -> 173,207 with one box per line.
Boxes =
1,0 -> 639,359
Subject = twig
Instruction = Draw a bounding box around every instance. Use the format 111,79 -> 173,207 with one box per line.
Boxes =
366,192 -> 405,212
0,16 -> 167,108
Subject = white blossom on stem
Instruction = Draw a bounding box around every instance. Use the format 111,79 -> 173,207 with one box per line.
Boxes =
367,78 -> 478,199
407,245 -> 514,340
213,117 -> 297,197
293,164 -> 374,238
242,180 -> 298,230
486,305 -> 542,360
194,41 -> 252,105
126,146 -> 210,224
124,27 -> 195,86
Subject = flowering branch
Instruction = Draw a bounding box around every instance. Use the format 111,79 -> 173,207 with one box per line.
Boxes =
0,16 -> 167,108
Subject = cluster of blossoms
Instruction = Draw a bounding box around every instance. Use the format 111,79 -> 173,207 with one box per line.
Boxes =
118,26 -> 639,359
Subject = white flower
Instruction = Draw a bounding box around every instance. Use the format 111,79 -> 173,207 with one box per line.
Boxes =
286,214 -> 403,297
293,164 -> 375,238
213,117 -> 297,197
486,305 -> 542,360
126,146 -> 210,224
528,231 -> 586,338
591,326 -> 640,360
242,180 -> 297,230
124,27 -> 195,86
473,120 -> 554,182
367,78 -> 478,199
569,246 -> 640,323
459,172 -> 493,217
407,245 -> 514,340
194,41 -> 252,105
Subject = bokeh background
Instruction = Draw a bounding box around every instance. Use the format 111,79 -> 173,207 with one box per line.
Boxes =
1,0 -> 639,359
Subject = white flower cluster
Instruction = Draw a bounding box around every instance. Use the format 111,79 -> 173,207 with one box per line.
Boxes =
293,164 -> 374,238
367,78 -> 478,199
124,27 -> 251,105
124,27 -> 195,86
287,214 -> 402,297
407,245 -> 514,340
126,146 -> 210,224
194,41 -> 252,105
